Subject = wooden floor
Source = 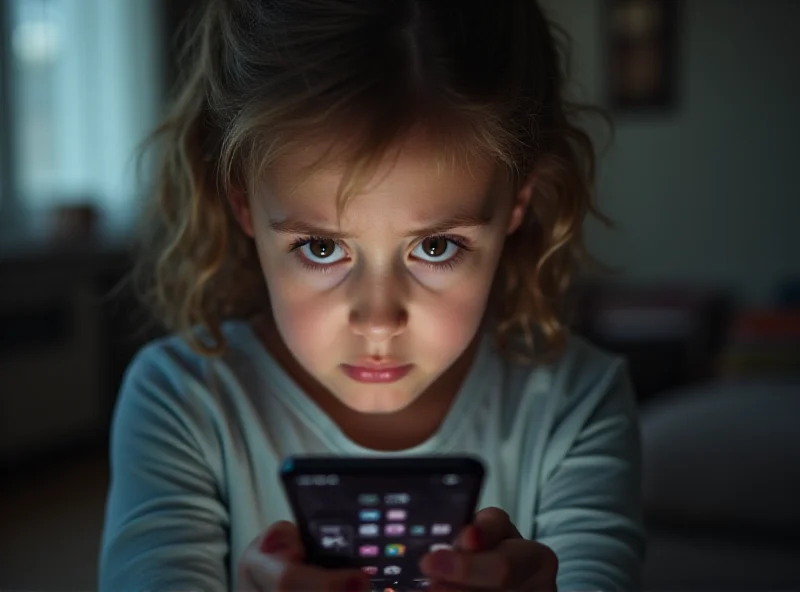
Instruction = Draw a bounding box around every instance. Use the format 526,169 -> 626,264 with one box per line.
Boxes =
1,445 -> 109,591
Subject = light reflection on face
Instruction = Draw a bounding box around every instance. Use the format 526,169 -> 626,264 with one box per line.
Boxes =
247,135 -> 519,414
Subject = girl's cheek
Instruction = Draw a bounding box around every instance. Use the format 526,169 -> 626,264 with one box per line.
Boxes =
266,252 -> 350,291
269,291 -> 342,349
410,254 -> 493,293
408,257 -> 477,289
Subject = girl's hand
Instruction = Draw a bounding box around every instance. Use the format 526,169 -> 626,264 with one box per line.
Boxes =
237,521 -> 370,592
420,507 -> 559,591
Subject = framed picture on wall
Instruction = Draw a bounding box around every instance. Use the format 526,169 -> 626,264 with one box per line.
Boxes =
607,0 -> 678,111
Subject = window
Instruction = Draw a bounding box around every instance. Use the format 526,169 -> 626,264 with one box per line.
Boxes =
0,1 -> 13,218
2,0 -> 164,230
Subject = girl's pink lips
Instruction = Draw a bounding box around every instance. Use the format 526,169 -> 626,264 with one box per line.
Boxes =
340,363 -> 413,383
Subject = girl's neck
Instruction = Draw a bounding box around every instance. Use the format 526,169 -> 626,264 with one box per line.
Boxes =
252,314 -> 478,452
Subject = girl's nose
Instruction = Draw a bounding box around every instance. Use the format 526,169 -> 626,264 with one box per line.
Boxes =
348,271 -> 409,342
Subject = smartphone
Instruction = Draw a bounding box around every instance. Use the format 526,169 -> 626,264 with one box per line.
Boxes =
280,455 -> 485,592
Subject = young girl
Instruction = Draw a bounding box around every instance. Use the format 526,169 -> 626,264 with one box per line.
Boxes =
99,1 -> 644,590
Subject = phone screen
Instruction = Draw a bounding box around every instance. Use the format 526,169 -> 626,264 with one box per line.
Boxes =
281,457 -> 483,592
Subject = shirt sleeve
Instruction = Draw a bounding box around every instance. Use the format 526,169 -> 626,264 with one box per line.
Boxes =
98,347 -> 230,592
535,360 -> 646,591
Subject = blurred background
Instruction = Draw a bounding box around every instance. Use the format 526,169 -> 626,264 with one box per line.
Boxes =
1,0 -> 798,590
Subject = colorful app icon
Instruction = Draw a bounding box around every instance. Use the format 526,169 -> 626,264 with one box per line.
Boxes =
362,566 -> 378,576
429,543 -> 452,553
358,493 -> 379,505
359,523 -> 379,536
318,524 -> 351,551
385,543 -> 406,557
384,523 -> 406,536
431,523 -> 451,536
321,534 -> 348,549
359,545 -> 380,557
384,493 -> 410,505
386,509 -> 407,521
410,525 -> 426,536
384,565 -> 402,576
359,509 -> 381,521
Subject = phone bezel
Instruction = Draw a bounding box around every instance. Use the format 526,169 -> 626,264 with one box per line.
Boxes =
279,455 -> 485,571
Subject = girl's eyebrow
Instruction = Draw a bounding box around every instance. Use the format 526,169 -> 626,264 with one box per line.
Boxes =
404,212 -> 492,237
269,218 -> 349,239
268,211 -> 492,239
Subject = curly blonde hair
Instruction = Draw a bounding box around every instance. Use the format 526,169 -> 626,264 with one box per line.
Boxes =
135,0 -> 610,359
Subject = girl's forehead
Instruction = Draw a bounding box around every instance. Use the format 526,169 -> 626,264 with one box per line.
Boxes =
258,136 -> 507,233
263,132 -> 502,201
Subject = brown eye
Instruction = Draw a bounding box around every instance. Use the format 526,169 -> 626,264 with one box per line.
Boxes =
308,238 -> 336,259
296,238 -> 346,267
420,236 -> 448,258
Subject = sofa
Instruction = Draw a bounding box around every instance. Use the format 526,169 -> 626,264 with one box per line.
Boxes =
640,380 -> 800,590
573,280 -> 800,589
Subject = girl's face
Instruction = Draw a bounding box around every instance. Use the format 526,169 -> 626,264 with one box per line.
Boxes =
240,134 -> 528,414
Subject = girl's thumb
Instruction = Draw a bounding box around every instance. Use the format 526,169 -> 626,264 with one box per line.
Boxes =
237,521 -> 306,592
259,520 -> 306,562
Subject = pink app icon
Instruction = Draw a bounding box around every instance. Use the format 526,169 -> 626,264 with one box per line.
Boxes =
362,566 -> 378,576
359,545 -> 379,557
386,509 -> 407,521
384,523 -> 406,536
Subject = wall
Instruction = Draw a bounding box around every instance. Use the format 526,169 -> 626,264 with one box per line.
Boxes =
541,0 -> 800,304
3,0 -> 164,235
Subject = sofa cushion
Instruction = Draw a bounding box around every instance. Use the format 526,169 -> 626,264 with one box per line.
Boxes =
640,381 -> 800,533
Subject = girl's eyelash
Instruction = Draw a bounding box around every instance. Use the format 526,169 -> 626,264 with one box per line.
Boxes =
287,233 -> 473,272
415,234 -> 473,271
288,236 -> 345,273
288,235 -> 337,252
418,249 -> 466,271
431,234 -> 472,250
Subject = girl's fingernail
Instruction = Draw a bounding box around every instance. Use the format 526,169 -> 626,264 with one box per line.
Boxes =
260,532 -> 289,553
432,551 -> 455,575
344,576 -> 365,592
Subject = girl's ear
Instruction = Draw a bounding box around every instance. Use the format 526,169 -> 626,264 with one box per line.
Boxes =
507,174 -> 534,235
228,186 -> 254,237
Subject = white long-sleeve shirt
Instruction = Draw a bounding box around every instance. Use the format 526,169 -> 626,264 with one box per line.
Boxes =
99,320 -> 644,591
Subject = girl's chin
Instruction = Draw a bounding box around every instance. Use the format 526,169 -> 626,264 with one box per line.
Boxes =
337,388 -> 420,415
